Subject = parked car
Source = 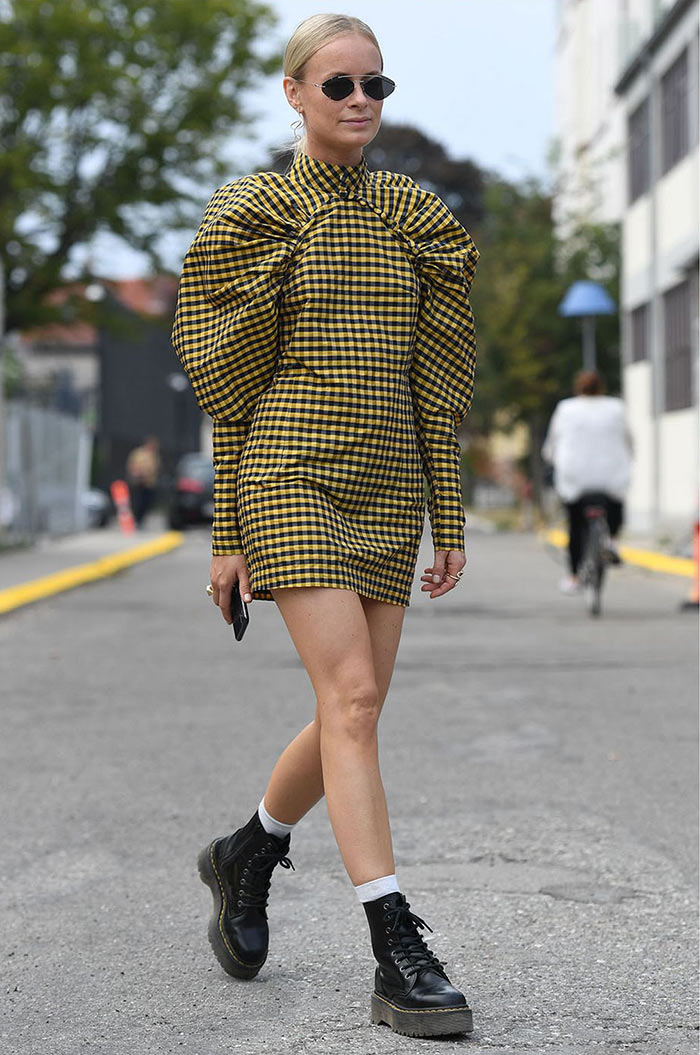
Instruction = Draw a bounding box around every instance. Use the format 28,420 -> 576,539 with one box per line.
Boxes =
167,453 -> 214,530
81,488 -> 114,529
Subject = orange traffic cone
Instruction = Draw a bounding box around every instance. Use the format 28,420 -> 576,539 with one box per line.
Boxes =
681,518 -> 699,610
110,479 -> 136,535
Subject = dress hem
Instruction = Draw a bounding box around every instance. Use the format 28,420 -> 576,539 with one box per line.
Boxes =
250,578 -> 410,608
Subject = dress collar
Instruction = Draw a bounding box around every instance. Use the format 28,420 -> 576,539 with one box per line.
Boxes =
287,151 -> 370,196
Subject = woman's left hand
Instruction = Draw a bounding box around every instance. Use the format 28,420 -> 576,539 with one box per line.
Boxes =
420,548 -> 467,598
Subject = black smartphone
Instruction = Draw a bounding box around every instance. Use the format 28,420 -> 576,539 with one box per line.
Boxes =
231,581 -> 250,641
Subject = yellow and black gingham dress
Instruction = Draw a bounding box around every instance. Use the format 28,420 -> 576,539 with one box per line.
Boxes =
172,152 -> 479,607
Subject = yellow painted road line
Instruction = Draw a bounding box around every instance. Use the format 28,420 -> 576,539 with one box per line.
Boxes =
543,528 -> 694,578
0,531 -> 184,615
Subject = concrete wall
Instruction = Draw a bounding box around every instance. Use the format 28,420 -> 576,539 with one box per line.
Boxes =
554,0 -> 627,230
624,360 -> 654,531
618,2 -> 699,534
659,408 -> 699,523
550,0 -> 698,536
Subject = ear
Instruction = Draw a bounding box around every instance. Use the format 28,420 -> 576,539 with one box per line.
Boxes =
283,76 -> 302,112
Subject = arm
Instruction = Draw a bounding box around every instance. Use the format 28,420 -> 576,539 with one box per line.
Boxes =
412,403 -> 466,551
409,255 -> 478,552
541,407 -> 559,465
171,174 -> 298,557
211,418 -> 249,555
403,185 -> 479,553
619,402 -> 634,458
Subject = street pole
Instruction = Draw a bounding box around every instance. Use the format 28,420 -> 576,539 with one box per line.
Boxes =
581,315 -> 597,370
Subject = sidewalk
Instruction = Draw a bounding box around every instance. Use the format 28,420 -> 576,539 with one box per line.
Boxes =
542,527 -> 695,578
0,516 -> 182,614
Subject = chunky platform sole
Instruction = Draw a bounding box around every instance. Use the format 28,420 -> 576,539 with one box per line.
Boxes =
197,842 -> 266,980
371,991 -> 474,1037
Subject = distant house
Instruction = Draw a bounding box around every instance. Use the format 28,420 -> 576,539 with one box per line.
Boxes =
17,277 -> 203,489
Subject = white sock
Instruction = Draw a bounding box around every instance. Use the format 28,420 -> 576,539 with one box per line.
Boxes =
354,873 -> 400,903
258,798 -> 296,839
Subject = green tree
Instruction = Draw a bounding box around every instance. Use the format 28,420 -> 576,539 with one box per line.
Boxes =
467,174 -> 620,501
0,0 -> 279,331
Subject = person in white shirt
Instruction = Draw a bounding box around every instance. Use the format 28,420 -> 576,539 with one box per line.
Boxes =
542,370 -> 633,594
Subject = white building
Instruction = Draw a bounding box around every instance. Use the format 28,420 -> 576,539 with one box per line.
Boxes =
555,0 -> 698,536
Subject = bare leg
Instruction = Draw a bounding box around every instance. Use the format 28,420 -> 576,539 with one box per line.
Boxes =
262,593 -> 404,825
266,587 -> 405,885
260,717 -> 323,825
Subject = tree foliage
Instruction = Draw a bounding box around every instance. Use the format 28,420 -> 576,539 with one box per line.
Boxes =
0,0 -> 279,330
467,176 -> 620,472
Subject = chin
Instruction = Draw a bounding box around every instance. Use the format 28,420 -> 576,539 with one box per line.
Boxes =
341,123 -> 377,146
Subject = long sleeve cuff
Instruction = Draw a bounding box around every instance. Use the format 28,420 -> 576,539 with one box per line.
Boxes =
413,408 -> 466,551
212,420 -> 250,555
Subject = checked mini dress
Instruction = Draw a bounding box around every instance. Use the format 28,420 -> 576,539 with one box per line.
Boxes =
172,152 -> 479,607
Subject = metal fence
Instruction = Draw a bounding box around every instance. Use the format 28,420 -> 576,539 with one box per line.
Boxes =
1,401 -> 92,540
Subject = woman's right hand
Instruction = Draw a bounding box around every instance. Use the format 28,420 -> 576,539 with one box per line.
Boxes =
209,554 -> 252,624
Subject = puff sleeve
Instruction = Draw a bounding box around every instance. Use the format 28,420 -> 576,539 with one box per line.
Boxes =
171,175 -> 303,554
401,189 -> 480,551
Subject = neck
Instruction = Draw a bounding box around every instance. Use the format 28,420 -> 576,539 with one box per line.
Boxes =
301,138 -> 363,167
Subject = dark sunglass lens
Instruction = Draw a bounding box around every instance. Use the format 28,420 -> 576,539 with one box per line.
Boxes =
363,75 -> 395,100
322,76 -> 355,100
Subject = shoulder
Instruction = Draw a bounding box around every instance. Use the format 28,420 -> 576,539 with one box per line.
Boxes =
369,169 -> 479,271
368,169 -> 422,193
554,397 -> 577,418
199,170 -> 301,232
369,169 -> 457,224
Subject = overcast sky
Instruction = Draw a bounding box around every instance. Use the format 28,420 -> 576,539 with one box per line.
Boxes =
95,0 -> 556,276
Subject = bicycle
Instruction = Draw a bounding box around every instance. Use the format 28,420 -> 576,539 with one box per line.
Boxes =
577,492 -> 617,617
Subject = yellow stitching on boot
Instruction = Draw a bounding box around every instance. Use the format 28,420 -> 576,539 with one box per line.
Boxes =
373,992 -> 468,1015
210,843 -> 265,969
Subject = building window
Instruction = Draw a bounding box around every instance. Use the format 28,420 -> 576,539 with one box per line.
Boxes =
628,97 -> 650,202
630,302 -> 649,362
664,279 -> 692,412
661,48 -> 689,175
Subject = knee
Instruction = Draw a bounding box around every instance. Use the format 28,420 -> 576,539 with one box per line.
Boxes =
320,682 -> 381,744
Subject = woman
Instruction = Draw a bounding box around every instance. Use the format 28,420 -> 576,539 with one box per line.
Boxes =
542,370 -> 633,595
172,13 -> 479,1038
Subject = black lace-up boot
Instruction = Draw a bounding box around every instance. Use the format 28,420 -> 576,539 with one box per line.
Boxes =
363,891 -> 473,1037
197,812 -> 294,979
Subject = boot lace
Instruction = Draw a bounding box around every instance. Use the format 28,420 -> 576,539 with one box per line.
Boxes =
382,898 -> 446,979
236,842 -> 294,912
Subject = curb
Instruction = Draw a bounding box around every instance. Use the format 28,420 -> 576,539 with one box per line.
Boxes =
543,528 -> 694,578
0,531 -> 184,615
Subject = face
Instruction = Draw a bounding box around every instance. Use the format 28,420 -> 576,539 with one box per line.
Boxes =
284,33 -> 385,165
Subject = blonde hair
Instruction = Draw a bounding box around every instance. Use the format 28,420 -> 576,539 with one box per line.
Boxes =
284,14 -> 383,157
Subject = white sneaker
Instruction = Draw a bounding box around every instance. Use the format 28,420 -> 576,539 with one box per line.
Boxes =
559,576 -> 581,595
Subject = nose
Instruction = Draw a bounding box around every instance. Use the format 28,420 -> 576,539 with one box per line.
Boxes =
348,79 -> 369,106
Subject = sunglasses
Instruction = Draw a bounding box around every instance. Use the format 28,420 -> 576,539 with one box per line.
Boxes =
297,74 -> 396,102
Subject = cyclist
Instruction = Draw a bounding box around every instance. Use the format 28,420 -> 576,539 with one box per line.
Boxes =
542,370 -> 633,594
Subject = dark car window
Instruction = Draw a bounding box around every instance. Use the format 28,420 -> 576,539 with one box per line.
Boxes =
177,455 -> 215,484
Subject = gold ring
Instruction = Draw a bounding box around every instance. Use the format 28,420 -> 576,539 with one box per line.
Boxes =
446,572 -> 462,582
206,583 -> 214,596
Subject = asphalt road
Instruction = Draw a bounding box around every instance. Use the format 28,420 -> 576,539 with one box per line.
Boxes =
1,527 -> 697,1055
